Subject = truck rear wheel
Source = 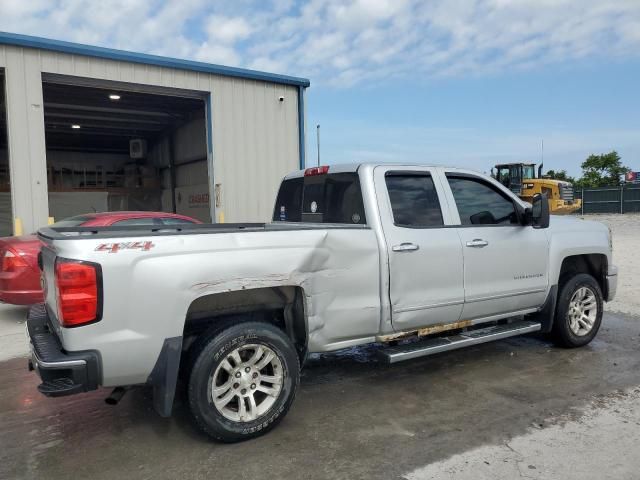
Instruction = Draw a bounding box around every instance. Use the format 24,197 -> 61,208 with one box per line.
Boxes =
552,273 -> 603,348
187,321 -> 300,442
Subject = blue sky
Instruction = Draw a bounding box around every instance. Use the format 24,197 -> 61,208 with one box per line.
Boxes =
1,0 -> 639,177
310,59 -> 640,176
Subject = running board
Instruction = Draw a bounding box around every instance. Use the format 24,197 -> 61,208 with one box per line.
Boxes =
380,320 -> 541,364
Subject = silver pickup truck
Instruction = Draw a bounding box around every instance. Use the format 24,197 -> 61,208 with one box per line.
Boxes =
28,163 -> 617,442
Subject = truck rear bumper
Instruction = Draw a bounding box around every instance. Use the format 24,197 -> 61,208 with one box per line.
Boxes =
606,265 -> 618,302
27,304 -> 101,397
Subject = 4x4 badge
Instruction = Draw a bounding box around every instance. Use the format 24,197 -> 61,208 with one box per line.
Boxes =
95,241 -> 155,253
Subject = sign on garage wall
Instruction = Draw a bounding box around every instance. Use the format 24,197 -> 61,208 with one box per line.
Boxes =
175,184 -> 211,222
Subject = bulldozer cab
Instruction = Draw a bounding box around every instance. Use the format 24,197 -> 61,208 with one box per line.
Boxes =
492,162 -> 581,215
494,163 -> 536,195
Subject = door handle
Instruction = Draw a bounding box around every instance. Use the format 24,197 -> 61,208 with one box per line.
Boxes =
466,239 -> 489,248
392,242 -> 420,252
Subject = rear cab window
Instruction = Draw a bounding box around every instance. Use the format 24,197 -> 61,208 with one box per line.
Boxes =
273,170 -> 366,225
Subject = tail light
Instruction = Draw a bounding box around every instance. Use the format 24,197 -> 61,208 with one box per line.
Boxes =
304,165 -> 330,176
55,259 -> 102,327
1,249 -> 29,272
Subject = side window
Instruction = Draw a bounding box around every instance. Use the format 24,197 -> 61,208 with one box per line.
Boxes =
447,175 -> 518,225
385,173 -> 444,227
111,218 -> 157,226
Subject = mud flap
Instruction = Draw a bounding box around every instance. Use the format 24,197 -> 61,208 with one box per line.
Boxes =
530,285 -> 558,333
147,336 -> 183,418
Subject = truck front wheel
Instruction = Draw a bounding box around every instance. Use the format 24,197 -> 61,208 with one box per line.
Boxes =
552,273 -> 603,348
187,321 -> 300,442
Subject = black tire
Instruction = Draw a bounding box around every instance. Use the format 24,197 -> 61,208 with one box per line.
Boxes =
187,321 -> 300,442
552,273 -> 603,348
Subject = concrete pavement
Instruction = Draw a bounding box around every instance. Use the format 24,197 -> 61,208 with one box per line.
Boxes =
405,388 -> 640,480
0,303 -> 29,362
1,311 -> 639,480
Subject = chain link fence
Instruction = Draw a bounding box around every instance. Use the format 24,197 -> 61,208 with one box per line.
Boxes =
574,185 -> 640,214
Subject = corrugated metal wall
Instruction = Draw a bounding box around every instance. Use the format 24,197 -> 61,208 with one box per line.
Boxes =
575,185 -> 640,214
0,44 -> 301,231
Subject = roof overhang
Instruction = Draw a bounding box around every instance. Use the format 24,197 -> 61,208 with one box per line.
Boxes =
0,31 -> 310,88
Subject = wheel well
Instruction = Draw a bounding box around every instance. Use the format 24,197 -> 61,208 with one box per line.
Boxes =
558,254 -> 607,297
182,286 -> 307,362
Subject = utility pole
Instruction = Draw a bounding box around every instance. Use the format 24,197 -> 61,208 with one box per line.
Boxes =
316,124 -> 320,166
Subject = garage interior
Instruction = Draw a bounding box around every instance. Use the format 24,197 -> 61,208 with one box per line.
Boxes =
42,78 -> 211,223
0,70 -> 11,236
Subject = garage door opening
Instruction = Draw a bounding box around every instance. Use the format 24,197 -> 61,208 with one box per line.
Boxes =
42,79 -> 211,223
0,70 -> 12,236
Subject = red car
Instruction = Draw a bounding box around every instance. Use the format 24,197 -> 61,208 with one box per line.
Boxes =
0,211 -> 201,305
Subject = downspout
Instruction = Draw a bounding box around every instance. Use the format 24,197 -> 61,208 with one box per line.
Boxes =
297,86 -> 306,170
205,93 -> 216,223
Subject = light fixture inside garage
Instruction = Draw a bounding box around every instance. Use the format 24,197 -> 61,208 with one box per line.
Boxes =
71,124 -> 81,129
109,94 -> 121,100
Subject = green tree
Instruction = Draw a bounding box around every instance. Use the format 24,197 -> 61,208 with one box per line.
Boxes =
575,151 -> 629,188
545,169 -> 575,183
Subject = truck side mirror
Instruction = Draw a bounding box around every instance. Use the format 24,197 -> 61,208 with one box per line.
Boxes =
531,193 -> 550,228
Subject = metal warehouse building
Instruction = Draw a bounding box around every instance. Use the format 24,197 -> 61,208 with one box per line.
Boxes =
0,32 -> 309,235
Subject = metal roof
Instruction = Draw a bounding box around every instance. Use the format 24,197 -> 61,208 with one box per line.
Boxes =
0,31 -> 310,88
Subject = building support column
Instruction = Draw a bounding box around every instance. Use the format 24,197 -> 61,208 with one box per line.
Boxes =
4,48 -> 48,234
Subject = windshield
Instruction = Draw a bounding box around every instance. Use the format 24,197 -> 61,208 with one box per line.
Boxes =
522,165 -> 535,179
50,215 -> 94,228
496,167 -> 511,184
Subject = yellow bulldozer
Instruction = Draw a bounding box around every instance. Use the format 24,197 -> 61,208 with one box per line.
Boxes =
492,163 -> 581,215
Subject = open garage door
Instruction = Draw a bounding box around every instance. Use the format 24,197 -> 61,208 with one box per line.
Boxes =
0,70 -> 12,236
42,77 -> 211,223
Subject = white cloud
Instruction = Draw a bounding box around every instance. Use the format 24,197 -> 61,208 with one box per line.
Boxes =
0,0 -> 639,84
205,15 -> 252,44
194,42 -> 241,65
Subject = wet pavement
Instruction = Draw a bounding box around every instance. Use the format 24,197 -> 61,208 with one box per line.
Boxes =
1,312 -> 639,480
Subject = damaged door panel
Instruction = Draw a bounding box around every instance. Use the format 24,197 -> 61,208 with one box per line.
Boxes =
373,166 -> 465,332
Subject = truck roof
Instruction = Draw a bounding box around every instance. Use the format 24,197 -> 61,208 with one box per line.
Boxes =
495,163 -> 536,167
283,162 -> 448,179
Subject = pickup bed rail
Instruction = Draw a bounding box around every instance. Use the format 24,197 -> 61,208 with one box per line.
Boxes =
37,222 -> 368,240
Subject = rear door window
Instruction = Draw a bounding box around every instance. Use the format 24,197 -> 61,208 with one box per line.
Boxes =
273,173 -> 366,224
385,173 -> 444,227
